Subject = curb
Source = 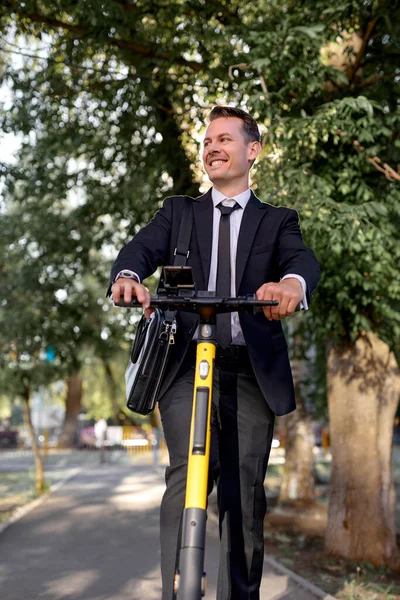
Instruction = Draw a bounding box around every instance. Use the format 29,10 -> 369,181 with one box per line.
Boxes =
0,467 -> 81,536
264,555 -> 337,600
207,502 -> 336,600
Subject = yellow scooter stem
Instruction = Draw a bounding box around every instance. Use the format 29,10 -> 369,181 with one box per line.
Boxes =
174,341 -> 216,599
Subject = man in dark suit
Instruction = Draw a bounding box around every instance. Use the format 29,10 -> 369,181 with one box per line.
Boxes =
110,106 -> 320,599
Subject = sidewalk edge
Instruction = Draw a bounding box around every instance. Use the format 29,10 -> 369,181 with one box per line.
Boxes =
208,506 -> 336,600
264,555 -> 337,600
0,467 -> 81,536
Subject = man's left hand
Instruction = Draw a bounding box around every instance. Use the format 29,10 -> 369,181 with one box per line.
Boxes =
256,279 -> 304,321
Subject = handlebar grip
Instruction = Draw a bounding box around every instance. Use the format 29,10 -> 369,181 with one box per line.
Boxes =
114,299 -> 142,308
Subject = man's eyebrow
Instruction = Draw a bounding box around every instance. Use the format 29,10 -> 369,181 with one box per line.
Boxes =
203,133 -> 233,142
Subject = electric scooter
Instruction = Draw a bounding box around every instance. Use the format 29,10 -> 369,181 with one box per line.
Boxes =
117,266 -> 277,599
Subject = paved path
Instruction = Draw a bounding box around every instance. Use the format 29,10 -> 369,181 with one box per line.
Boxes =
0,457 -> 333,600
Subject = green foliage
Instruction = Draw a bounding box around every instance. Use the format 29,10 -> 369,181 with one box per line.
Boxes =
0,0 -> 244,223
0,0 -> 241,402
0,194 -> 140,398
0,0 -> 399,416
81,351 -> 127,421
0,395 -> 12,421
235,0 -> 400,351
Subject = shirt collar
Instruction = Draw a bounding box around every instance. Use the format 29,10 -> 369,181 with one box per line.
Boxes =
211,187 -> 251,210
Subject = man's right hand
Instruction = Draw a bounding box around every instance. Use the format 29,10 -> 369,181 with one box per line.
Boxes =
111,278 -> 152,317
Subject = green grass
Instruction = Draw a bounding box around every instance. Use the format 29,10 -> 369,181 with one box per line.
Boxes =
0,470 -> 41,501
337,579 -> 399,600
0,470 -> 52,522
0,471 -> 36,523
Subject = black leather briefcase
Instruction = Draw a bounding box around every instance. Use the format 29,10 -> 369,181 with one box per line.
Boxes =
125,308 -> 177,415
124,197 -> 193,415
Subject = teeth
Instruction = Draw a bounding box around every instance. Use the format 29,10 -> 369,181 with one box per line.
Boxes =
210,160 -> 225,166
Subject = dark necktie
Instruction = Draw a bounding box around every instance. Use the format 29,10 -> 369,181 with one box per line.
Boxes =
216,201 -> 240,348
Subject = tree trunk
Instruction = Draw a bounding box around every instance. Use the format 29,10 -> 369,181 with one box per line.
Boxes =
102,358 -> 122,425
279,342 -> 315,504
101,358 -> 139,425
23,385 -> 45,495
59,374 -> 83,448
325,332 -> 400,570
152,88 -> 199,197
279,402 -> 315,504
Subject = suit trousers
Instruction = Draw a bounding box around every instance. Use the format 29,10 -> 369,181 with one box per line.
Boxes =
158,344 -> 275,600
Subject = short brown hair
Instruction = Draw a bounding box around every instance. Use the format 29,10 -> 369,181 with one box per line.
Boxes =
208,106 -> 260,144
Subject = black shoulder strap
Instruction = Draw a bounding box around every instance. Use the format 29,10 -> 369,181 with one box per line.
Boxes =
173,196 -> 194,266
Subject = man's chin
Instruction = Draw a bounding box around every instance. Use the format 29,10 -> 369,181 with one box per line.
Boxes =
207,171 -> 229,184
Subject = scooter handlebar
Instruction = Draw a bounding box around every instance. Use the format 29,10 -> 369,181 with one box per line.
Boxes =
114,294 -> 278,314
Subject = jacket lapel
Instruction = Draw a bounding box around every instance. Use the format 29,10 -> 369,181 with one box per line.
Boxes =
192,189 -> 213,287
236,192 -> 269,292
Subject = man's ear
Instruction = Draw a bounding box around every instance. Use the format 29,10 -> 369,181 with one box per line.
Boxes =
248,141 -> 261,162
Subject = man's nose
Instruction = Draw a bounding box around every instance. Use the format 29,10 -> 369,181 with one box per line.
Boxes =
208,141 -> 221,154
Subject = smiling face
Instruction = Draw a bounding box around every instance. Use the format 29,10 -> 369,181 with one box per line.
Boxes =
202,117 -> 260,195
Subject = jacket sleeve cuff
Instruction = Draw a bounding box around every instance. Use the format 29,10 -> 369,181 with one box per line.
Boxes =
281,274 -> 308,310
114,270 -> 141,284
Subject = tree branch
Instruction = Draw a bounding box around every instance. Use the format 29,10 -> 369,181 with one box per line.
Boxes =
352,139 -> 400,182
10,7 -> 202,72
228,62 -> 252,79
357,71 -> 399,89
336,129 -> 400,182
348,17 -> 378,85
0,46 -> 140,80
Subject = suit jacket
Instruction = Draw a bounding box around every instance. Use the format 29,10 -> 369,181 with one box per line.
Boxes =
109,189 -> 320,416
